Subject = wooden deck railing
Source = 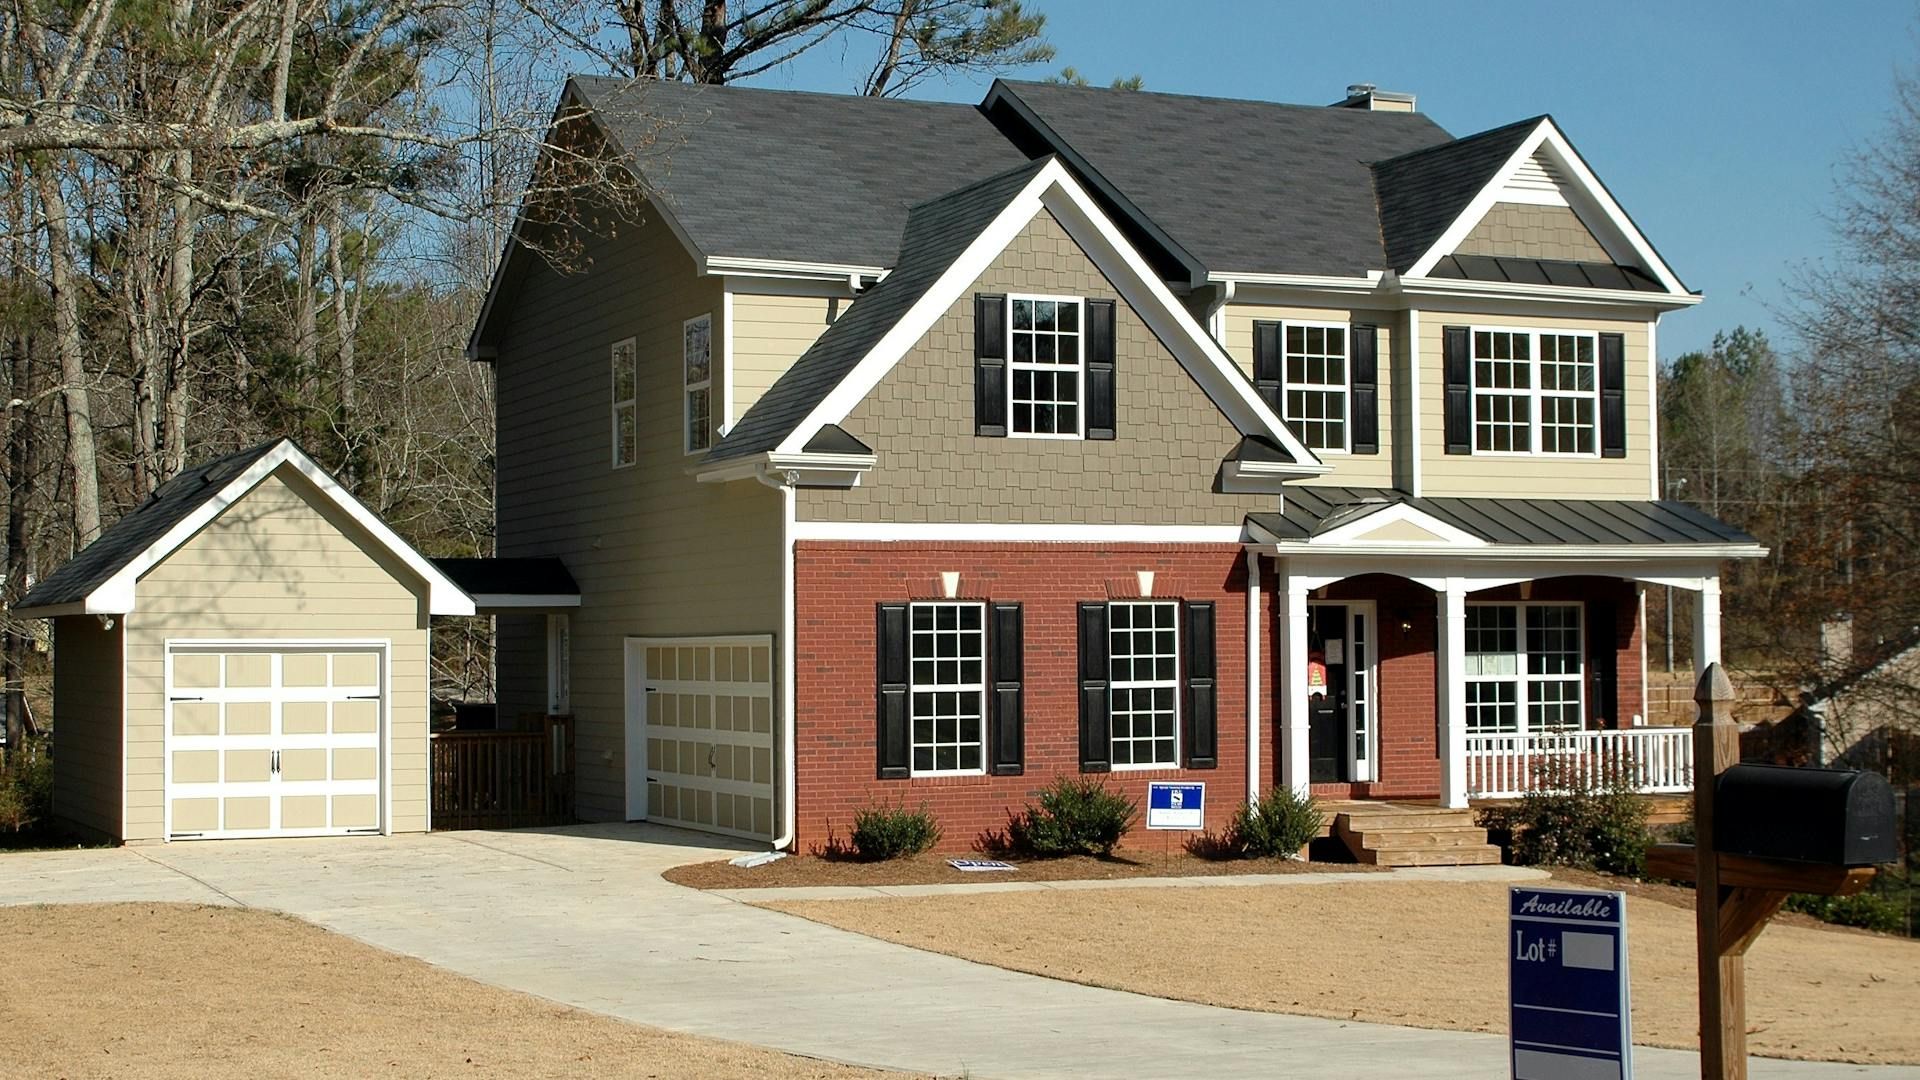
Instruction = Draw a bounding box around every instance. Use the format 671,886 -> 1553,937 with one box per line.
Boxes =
1466,726 -> 1694,800
430,717 -> 574,831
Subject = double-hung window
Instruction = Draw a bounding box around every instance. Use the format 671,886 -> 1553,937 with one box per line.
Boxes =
1464,603 -> 1584,735
610,337 -> 637,468
1109,600 -> 1179,767
1008,295 -> 1083,438
908,602 -> 985,775
684,314 -> 712,454
1471,329 -> 1598,455
1283,323 -> 1348,451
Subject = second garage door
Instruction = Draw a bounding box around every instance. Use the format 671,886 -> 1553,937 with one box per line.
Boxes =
631,636 -> 774,841
166,644 -> 384,839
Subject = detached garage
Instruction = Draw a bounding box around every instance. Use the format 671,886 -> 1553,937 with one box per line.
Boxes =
14,438 -> 474,842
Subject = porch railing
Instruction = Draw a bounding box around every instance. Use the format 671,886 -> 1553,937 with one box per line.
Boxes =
1466,726 -> 1694,800
430,716 -> 574,830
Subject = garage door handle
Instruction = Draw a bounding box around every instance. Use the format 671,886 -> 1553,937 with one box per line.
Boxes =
169,696 -> 204,702
272,750 -> 281,774
346,695 -> 379,701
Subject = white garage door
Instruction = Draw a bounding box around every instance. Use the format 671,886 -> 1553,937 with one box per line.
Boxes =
630,636 -> 774,841
166,644 -> 384,839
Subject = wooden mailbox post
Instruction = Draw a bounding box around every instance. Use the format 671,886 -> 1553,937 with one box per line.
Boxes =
1646,663 -> 1882,1080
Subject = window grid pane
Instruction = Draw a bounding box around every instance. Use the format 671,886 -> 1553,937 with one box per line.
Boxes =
908,602 -> 985,775
1010,297 -> 1084,436
684,317 -> 712,453
1465,603 -> 1584,737
1473,330 -> 1531,452
1109,601 -> 1178,767
1282,323 -> 1349,451
1537,333 -> 1597,454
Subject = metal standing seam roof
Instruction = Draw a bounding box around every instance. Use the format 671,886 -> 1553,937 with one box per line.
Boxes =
15,439 -> 285,610
1247,487 -> 1760,547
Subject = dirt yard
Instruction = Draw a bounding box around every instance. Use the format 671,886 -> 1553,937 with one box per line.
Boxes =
666,846 -> 1379,889
764,876 -> 1920,1065
0,903 -> 911,1079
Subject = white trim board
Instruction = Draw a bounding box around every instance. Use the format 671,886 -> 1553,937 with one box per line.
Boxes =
792,521 -> 1247,543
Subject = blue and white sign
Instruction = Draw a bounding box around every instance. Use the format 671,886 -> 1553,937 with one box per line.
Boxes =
1509,886 -> 1633,1080
1145,781 -> 1205,830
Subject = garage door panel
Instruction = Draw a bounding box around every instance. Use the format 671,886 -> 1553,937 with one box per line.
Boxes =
283,702 -> 328,734
173,798 -> 220,832
282,653 -> 329,687
332,653 -> 378,686
637,636 -> 774,843
332,794 -> 377,827
173,703 -> 220,737
281,795 -> 328,829
280,748 -> 328,782
173,654 -> 222,690
224,654 -> 271,688
332,701 -> 378,733
225,701 -> 270,735
173,750 -> 221,784
224,797 -> 270,831
332,747 -> 378,782
225,749 -> 273,783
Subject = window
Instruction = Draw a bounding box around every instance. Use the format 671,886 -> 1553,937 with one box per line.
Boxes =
546,614 -> 571,715
1109,601 -> 1178,768
1283,323 -> 1348,451
1009,296 -> 1082,437
610,337 -> 637,468
1464,604 -> 1584,735
908,602 -> 985,775
684,314 -> 712,454
1472,329 -> 1598,455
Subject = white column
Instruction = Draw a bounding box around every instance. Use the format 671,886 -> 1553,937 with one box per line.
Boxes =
1278,570 -> 1312,797
1245,549 -> 1262,803
1436,578 -> 1469,809
1693,573 -> 1722,677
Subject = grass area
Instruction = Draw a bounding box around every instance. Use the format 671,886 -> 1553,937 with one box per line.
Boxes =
762,871 -> 1919,1065
0,903 -> 913,1079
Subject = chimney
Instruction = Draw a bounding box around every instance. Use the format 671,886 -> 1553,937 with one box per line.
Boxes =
1819,614 -> 1854,676
1336,82 -> 1416,113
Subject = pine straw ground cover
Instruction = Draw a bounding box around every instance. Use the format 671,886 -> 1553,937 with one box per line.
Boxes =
0,903 -> 914,1080
761,873 -> 1920,1065
665,845 -> 1381,889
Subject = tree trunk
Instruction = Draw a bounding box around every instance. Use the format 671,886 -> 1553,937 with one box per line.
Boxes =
328,200 -> 361,486
3,325 -> 32,754
32,164 -> 103,546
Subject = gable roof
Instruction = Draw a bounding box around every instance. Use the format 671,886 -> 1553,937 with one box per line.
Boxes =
703,156 -> 1323,473
14,439 -> 474,617
985,80 -> 1455,279
1371,117 -> 1541,273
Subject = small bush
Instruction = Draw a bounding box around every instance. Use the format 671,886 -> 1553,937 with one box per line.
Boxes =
1007,776 -> 1136,857
0,738 -> 54,832
848,801 -> 941,860
1477,756 -> 1650,877
1785,891 -> 1905,934
1228,787 -> 1324,858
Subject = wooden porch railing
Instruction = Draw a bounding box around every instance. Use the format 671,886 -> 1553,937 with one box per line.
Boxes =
1466,726 -> 1694,800
430,716 -> 574,830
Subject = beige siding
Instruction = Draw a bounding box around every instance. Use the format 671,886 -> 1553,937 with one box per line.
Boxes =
732,292 -> 835,424
50,616 -> 124,840
120,467 -> 434,840
1456,202 -> 1611,263
800,209 -> 1272,525
1416,310 -> 1653,499
493,206 -> 782,822
1221,303 -> 1402,490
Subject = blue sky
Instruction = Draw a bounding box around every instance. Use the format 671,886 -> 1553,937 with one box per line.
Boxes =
742,0 -> 1918,362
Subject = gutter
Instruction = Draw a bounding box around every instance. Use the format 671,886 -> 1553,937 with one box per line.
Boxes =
756,468 -> 800,852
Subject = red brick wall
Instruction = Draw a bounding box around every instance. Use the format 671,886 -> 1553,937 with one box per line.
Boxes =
794,542 -> 1264,853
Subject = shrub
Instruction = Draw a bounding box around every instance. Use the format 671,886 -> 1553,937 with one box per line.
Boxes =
1477,756 -> 1650,877
848,802 -> 941,860
1006,776 -> 1136,857
1784,891 -> 1905,934
1227,787 -> 1324,858
0,738 -> 54,833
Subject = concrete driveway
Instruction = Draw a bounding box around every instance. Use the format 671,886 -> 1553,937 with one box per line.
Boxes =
2,825 -> 1910,1080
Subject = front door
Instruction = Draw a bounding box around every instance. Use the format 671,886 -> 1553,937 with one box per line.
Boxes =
1305,603 -> 1376,784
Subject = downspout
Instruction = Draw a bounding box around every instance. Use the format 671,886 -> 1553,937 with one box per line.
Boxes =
756,468 -> 799,852
1245,548 -> 1262,803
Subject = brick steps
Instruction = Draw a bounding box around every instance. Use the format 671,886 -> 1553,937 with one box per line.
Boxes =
1330,803 -> 1505,868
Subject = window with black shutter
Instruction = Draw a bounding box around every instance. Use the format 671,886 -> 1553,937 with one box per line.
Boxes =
1253,321 -> 1282,415
974,294 -> 1007,436
1599,332 -> 1626,458
1183,601 -> 1217,769
1085,299 -> 1116,440
1443,325 -> 1472,455
1077,602 -> 1111,772
988,602 -> 1024,775
875,603 -> 910,778
1350,324 -> 1379,455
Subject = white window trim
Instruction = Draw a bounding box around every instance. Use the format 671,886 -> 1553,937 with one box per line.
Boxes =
908,601 -> 987,778
683,313 -> 713,456
1463,601 -> 1586,737
611,336 -> 637,469
1469,327 -> 1601,459
1007,293 -> 1087,441
1108,599 -> 1180,771
1278,319 -> 1352,455
546,613 -> 571,715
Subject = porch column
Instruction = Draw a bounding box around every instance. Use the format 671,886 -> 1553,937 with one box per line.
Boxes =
1277,570 -> 1312,797
1245,549 -> 1262,803
1693,573 -> 1722,678
1436,577 -> 1469,809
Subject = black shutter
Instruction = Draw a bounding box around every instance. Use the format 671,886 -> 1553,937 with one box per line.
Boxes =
1443,325 -> 1472,455
1077,602 -> 1111,772
988,602 -> 1025,775
1598,332 -> 1627,459
1588,599 -> 1618,728
975,294 -> 1007,437
1085,299 -> 1116,440
1253,320 -> 1283,414
875,603 -> 910,778
1350,324 -> 1379,455
1183,601 -> 1218,769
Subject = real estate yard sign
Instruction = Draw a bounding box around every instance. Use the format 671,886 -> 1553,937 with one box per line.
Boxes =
1145,781 -> 1204,830
1509,886 -> 1632,1080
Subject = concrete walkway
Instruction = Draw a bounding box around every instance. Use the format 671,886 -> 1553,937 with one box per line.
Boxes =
1,826 -> 1910,1080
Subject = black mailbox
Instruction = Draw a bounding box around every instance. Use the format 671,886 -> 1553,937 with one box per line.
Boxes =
1714,764 -> 1898,867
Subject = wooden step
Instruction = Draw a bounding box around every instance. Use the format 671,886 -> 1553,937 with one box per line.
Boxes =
1357,844 -> 1504,867
1331,807 -> 1504,867
1334,810 -> 1475,830
1344,826 -> 1493,851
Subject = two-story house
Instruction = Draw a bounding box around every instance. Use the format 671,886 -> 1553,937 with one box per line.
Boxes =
468,77 -> 1764,855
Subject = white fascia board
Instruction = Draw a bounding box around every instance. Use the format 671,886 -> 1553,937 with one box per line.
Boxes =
1309,502 -> 1487,547
1262,540 -> 1769,562
8,600 -> 88,619
87,442 -> 476,618
691,452 -> 877,485
703,255 -> 886,282
1392,274 -> 1702,311
1205,270 -> 1385,295
774,159 -> 1324,472
793,520 -> 1248,543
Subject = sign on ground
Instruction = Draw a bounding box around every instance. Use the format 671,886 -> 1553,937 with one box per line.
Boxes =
1509,886 -> 1632,1080
1145,781 -> 1204,830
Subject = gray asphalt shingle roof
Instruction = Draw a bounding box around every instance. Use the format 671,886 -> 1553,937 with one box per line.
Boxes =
1248,486 -> 1760,547
1371,117 -> 1541,272
16,439 -> 285,611
707,156 -> 1055,461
